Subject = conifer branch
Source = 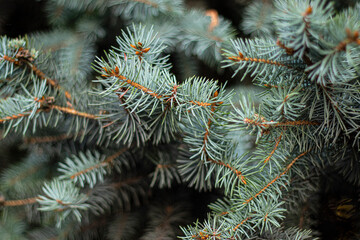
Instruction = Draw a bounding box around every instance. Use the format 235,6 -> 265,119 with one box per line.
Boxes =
0,110 -> 41,123
51,105 -> 97,119
300,6 -> 313,66
301,6 -> 312,35
187,93 -> 223,108
104,66 -> 163,100
243,150 -> 309,205
165,84 -> 178,106
1,197 -> 40,206
202,91 -> 219,146
276,39 -> 294,56
2,54 -> 73,104
335,28 -> 360,52
0,104 -> 97,124
227,51 -> 291,69
2,55 -> 20,64
1,2 -> 358,238
243,118 -> 319,128
99,87 -> 134,130
264,134 -> 282,163
241,0 -> 273,37
275,120 -> 319,127
130,42 -> 151,61
263,84 -> 281,89
233,216 -> 252,231
322,87 -> 339,107
69,148 -> 127,180
116,88 -> 131,111
104,66 -> 221,108
192,230 -> 221,240
203,91 -> 247,184
191,215 -> 252,240
188,101 -> 212,107
209,158 -> 247,185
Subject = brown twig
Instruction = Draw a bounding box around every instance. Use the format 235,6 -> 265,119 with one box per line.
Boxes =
202,91 -> 247,184
228,51 -> 291,69
335,28 -> 360,51
243,150 -> 309,205
205,9 -> 219,32
263,134 -> 282,163
276,39 -> 294,56
1,197 -> 40,206
103,67 -> 222,108
243,117 -> 319,128
70,148 -> 127,180
2,54 -> 73,106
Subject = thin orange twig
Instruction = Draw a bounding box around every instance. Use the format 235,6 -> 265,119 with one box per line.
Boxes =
0,110 -> 39,123
335,28 -> 360,51
105,67 -> 162,100
264,134 -> 282,163
2,54 -> 73,105
233,216 -> 252,231
2,197 -> 40,206
228,51 -> 291,68
203,91 -> 247,184
0,104 -> 97,124
52,105 -> 97,119
243,150 -> 309,205
104,66 -> 220,108
70,148 -> 127,179
243,118 -> 319,128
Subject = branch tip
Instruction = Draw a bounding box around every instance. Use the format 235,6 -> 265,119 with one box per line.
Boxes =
302,6 -> 312,17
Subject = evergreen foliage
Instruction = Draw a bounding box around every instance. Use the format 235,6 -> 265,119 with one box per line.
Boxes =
1,0 -> 360,239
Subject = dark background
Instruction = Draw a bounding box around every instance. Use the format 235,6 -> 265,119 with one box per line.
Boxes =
0,0 -> 245,37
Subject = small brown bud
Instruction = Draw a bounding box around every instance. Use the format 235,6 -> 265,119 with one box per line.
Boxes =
302,6 -> 312,16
